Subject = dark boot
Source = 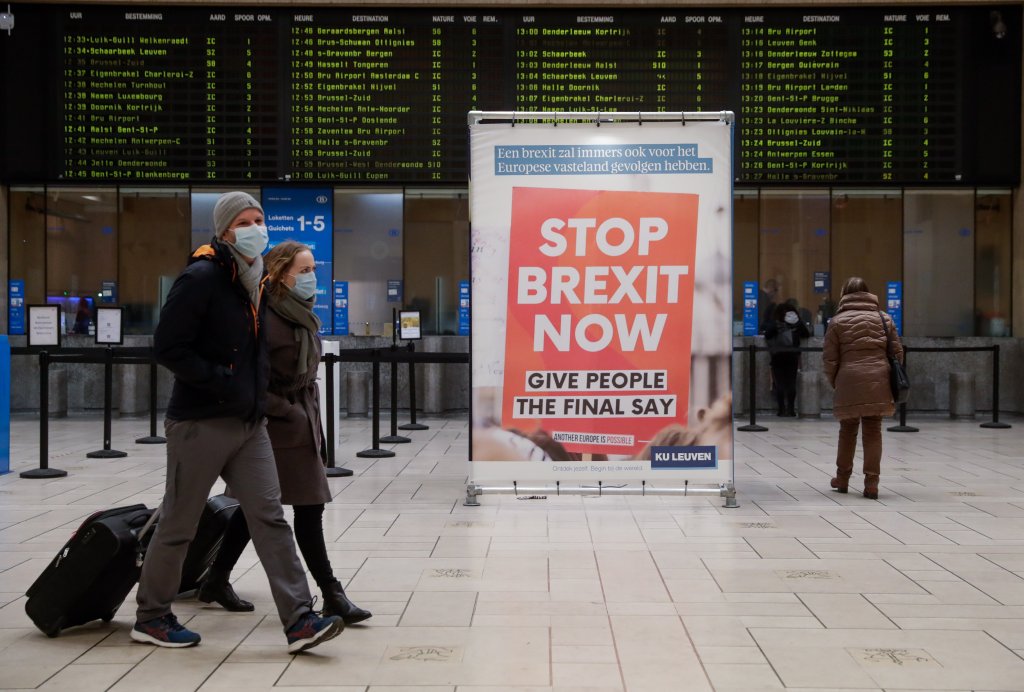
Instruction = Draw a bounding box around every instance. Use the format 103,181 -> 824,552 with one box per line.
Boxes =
321,579 -> 372,625
197,568 -> 254,612
863,474 -> 880,500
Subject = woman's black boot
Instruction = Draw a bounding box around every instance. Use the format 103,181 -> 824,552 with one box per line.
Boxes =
197,568 -> 255,612
321,579 -> 372,624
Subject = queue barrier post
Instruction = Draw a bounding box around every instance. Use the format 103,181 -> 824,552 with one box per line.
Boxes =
981,344 -> 1012,429
136,358 -> 166,444
356,352 -> 396,458
399,341 -> 428,431
887,346 -> 919,432
737,343 -> 768,432
379,347 -> 411,445
322,353 -> 354,477
21,350 -> 67,479
87,346 -> 128,458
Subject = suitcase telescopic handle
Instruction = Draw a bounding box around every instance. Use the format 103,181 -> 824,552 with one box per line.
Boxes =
134,504 -> 161,568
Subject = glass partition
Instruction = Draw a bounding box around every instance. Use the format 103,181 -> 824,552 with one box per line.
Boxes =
45,187 -> 118,335
732,189 -> 759,330
333,189 -> 403,336
120,188 -> 191,333
903,189 -> 975,336
8,187 -> 47,310
758,189 -> 830,333
831,190 -> 902,325
975,189 -> 1013,336
404,189 -> 470,335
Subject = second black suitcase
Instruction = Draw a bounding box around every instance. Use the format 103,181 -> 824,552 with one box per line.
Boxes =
178,494 -> 240,595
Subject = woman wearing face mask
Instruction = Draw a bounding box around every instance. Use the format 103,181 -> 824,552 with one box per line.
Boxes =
198,240 -> 371,626
762,301 -> 811,417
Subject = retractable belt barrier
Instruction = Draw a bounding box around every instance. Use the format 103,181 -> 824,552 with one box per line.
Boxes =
11,346 -> 468,479
733,343 -> 1012,433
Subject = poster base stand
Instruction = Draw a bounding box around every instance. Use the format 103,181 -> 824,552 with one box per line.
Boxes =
465,481 -> 738,508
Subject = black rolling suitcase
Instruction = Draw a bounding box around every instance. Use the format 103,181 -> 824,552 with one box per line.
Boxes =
25,504 -> 157,638
178,494 -> 239,595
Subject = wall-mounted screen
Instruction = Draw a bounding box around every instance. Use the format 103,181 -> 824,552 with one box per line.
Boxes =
1,5 -> 1019,185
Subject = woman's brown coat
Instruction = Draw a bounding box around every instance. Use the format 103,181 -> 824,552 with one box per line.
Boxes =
822,291 -> 904,421
263,307 -> 332,506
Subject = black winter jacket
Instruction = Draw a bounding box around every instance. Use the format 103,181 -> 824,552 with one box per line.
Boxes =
154,239 -> 268,422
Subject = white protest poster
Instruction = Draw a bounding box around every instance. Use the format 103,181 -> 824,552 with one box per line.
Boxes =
469,112 -> 733,485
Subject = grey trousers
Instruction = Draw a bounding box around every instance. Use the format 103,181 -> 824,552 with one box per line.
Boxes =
136,417 -> 312,630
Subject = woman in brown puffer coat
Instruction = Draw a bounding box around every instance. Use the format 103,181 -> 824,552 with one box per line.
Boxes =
822,277 -> 903,499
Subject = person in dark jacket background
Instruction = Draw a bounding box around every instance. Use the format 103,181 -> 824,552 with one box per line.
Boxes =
132,192 -> 344,653
822,277 -> 903,500
762,301 -> 811,416
199,241 -> 371,626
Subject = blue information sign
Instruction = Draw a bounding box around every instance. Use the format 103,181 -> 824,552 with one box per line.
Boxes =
458,280 -> 470,336
100,280 -> 117,304
813,271 -> 830,294
387,279 -> 402,304
886,281 -> 903,336
8,280 -> 25,335
263,187 -> 333,333
742,281 -> 759,336
333,281 -> 349,336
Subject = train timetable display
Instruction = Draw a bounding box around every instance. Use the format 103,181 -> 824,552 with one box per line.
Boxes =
1,5 -> 1019,185
738,10 -> 962,183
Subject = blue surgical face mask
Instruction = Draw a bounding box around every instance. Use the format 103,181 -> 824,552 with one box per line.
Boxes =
290,272 -> 317,300
229,224 -> 268,257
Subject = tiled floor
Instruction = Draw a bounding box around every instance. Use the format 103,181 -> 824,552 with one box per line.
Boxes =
2,412 -> 1024,691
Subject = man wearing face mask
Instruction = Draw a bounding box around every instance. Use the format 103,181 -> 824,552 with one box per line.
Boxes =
133,192 -> 344,653
196,241 -> 372,626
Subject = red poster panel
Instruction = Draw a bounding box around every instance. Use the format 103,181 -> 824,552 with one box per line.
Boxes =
501,187 -> 699,456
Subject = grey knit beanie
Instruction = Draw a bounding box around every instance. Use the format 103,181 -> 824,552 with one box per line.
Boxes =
213,191 -> 263,236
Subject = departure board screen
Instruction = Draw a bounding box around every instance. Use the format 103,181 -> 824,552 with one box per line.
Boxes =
0,4 -> 1019,185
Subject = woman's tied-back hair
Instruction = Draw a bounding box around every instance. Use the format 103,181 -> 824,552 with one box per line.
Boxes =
841,276 -> 869,297
264,240 -> 312,299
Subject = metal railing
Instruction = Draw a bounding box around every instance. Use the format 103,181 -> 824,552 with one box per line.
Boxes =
733,343 -> 1012,432
11,345 -> 468,479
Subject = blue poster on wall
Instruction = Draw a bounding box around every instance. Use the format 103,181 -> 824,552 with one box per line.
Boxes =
458,280 -> 470,336
813,271 -> 830,294
8,280 -> 25,335
742,281 -> 759,336
333,281 -> 349,336
886,281 -> 903,336
262,187 -> 333,333
387,279 -> 402,304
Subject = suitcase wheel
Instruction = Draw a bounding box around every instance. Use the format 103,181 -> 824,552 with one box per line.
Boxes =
44,619 -> 63,638
102,612 -> 116,623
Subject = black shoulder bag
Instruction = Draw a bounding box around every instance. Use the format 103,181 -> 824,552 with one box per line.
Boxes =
879,311 -> 910,405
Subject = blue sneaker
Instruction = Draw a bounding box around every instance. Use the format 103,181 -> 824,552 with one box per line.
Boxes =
131,613 -> 201,648
285,612 -> 344,653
